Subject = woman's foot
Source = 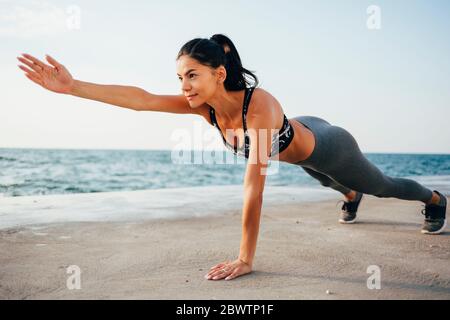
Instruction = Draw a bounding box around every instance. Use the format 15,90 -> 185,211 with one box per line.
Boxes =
338,191 -> 363,224
421,190 -> 447,235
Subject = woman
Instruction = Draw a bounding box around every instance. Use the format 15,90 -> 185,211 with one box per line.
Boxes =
17,34 -> 447,282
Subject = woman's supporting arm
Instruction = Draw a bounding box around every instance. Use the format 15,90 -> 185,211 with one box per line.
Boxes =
239,187 -> 264,266
238,135 -> 273,265
205,102 -> 275,281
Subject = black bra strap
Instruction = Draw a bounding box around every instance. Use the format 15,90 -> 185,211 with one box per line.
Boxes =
209,107 -> 227,146
209,86 -> 255,152
242,86 -> 255,133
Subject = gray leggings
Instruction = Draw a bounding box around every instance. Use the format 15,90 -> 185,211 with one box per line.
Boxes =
293,116 -> 433,203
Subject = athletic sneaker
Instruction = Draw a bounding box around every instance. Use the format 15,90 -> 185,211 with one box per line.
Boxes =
337,192 -> 363,224
421,190 -> 447,235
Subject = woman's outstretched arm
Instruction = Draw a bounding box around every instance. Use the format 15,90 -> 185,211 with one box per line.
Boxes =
17,53 -> 202,114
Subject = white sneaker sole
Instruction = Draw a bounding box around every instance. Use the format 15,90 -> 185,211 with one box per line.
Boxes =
339,216 -> 357,224
421,219 -> 447,235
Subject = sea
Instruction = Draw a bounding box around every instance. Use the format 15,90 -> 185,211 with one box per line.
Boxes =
1,148 -> 449,198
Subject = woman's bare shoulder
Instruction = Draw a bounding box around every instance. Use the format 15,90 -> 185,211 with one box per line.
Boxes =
250,87 -> 279,114
196,87 -> 278,126
248,87 -> 291,132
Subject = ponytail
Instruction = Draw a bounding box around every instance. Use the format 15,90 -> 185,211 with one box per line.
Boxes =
176,34 -> 259,91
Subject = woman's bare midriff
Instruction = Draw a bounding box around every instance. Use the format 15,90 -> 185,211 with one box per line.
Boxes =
273,119 -> 316,164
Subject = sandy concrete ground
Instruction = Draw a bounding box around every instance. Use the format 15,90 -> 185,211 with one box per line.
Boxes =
0,194 -> 449,299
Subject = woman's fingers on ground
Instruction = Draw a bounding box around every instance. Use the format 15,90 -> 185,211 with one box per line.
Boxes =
208,261 -> 230,273
225,271 -> 238,280
208,268 -> 232,280
207,263 -> 236,279
206,267 -> 223,277
209,262 -> 227,270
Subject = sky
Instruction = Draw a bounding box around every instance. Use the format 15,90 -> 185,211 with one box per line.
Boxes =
1,0 -> 449,153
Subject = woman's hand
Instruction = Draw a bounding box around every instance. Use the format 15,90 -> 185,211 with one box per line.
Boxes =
17,53 -> 74,94
205,258 -> 252,281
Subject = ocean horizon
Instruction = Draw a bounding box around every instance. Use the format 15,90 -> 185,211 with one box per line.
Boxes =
1,147 -> 450,198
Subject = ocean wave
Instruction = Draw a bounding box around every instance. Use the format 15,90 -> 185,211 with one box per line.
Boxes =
0,156 -> 16,162
0,177 -> 25,187
1,149 -> 449,197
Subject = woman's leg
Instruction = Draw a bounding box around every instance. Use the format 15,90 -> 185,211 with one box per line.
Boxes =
330,131 -> 433,203
301,166 -> 353,196
319,132 -> 433,202
301,165 -> 363,224
293,116 -> 446,234
293,116 -> 434,203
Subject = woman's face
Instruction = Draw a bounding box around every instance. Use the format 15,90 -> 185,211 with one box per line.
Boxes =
176,55 -> 226,108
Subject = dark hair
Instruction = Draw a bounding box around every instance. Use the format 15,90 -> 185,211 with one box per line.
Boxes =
176,34 -> 259,91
